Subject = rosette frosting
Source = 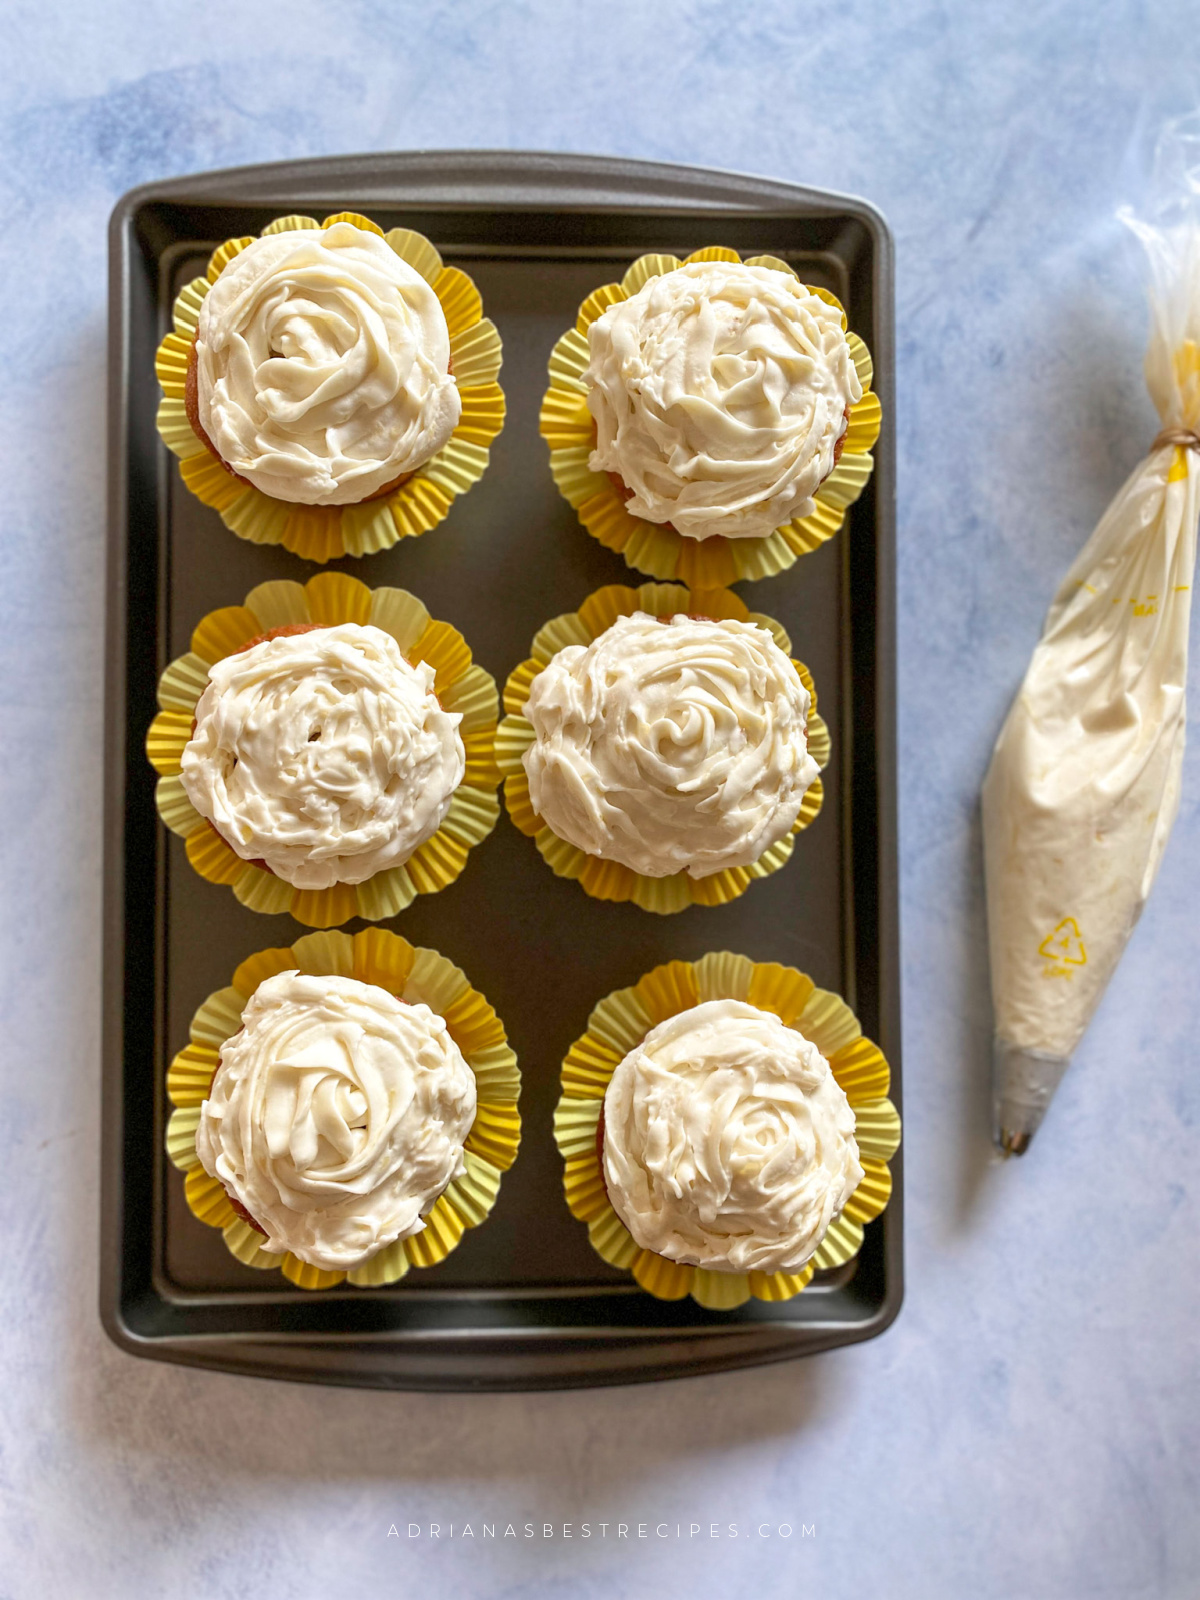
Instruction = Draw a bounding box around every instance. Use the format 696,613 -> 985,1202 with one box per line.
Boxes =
521,611 -> 819,878
180,623 -> 464,891
195,222 -> 460,505
196,971 -> 477,1271
602,999 -> 862,1273
584,260 -> 861,541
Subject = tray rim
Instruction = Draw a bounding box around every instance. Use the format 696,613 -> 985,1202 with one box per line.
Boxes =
102,148 -> 901,1392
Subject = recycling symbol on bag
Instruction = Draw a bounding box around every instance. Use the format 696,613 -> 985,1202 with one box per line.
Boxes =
1038,917 -> 1088,978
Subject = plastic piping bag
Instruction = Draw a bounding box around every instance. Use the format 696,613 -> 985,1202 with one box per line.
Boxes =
982,114 -> 1200,1154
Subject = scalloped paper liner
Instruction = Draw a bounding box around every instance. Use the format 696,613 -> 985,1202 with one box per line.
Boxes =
155,213 -> 505,563
540,246 -> 880,584
166,928 -> 521,1290
495,582 -> 828,913
146,572 -> 500,928
554,953 -> 900,1308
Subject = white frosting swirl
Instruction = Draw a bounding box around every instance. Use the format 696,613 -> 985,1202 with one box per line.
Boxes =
585,260 -> 861,541
521,611 -> 819,878
195,223 -> 460,505
196,971 -> 476,1272
180,623 -> 464,891
603,999 -> 862,1273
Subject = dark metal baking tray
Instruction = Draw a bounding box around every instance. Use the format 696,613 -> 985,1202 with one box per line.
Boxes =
102,151 -> 900,1390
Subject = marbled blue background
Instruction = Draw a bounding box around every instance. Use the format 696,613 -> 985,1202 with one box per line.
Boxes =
2,3 -> 1199,1595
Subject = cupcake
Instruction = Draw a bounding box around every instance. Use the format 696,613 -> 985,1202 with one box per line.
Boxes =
553,954 -> 901,1309
495,582 -> 828,912
540,247 -> 880,586
191,221 -> 459,506
184,622 -> 460,879
146,573 -> 500,927
197,972 -> 476,1274
155,213 -> 504,562
167,929 -> 521,1290
602,1001 -> 861,1273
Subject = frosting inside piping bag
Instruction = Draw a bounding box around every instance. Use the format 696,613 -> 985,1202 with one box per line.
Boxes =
982,117 -> 1200,1112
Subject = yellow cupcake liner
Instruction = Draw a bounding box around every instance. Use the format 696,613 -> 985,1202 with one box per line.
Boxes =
155,213 -> 505,563
540,246 -> 879,584
496,582 -> 828,913
166,927 -> 521,1291
146,572 -> 500,927
554,953 -> 900,1308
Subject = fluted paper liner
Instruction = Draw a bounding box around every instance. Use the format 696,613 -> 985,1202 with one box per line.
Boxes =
496,583 -> 828,912
540,246 -> 879,584
554,953 -> 900,1307
155,213 -> 504,562
146,573 -> 500,927
166,928 -> 521,1290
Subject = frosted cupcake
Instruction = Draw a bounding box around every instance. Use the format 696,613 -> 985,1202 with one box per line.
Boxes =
554,953 -> 901,1309
540,247 -> 879,586
182,623 -> 462,888
146,574 -> 500,927
189,222 -> 459,507
197,971 -> 476,1274
167,928 -> 522,1291
588,259 -> 859,540
496,582 -> 828,912
156,213 -> 504,562
602,1000 -> 862,1275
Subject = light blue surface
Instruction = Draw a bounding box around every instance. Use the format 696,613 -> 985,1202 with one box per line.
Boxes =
2,3 -> 1199,1596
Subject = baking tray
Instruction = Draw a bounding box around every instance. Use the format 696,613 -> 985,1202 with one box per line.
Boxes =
102,151 -> 900,1391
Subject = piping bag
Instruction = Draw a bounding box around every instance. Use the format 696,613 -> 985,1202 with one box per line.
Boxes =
982,114 -> 1200,1155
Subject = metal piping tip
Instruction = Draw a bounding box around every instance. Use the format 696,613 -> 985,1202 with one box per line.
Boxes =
992,1041 -> 1070,1160
997,1127 -> 1032,1158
